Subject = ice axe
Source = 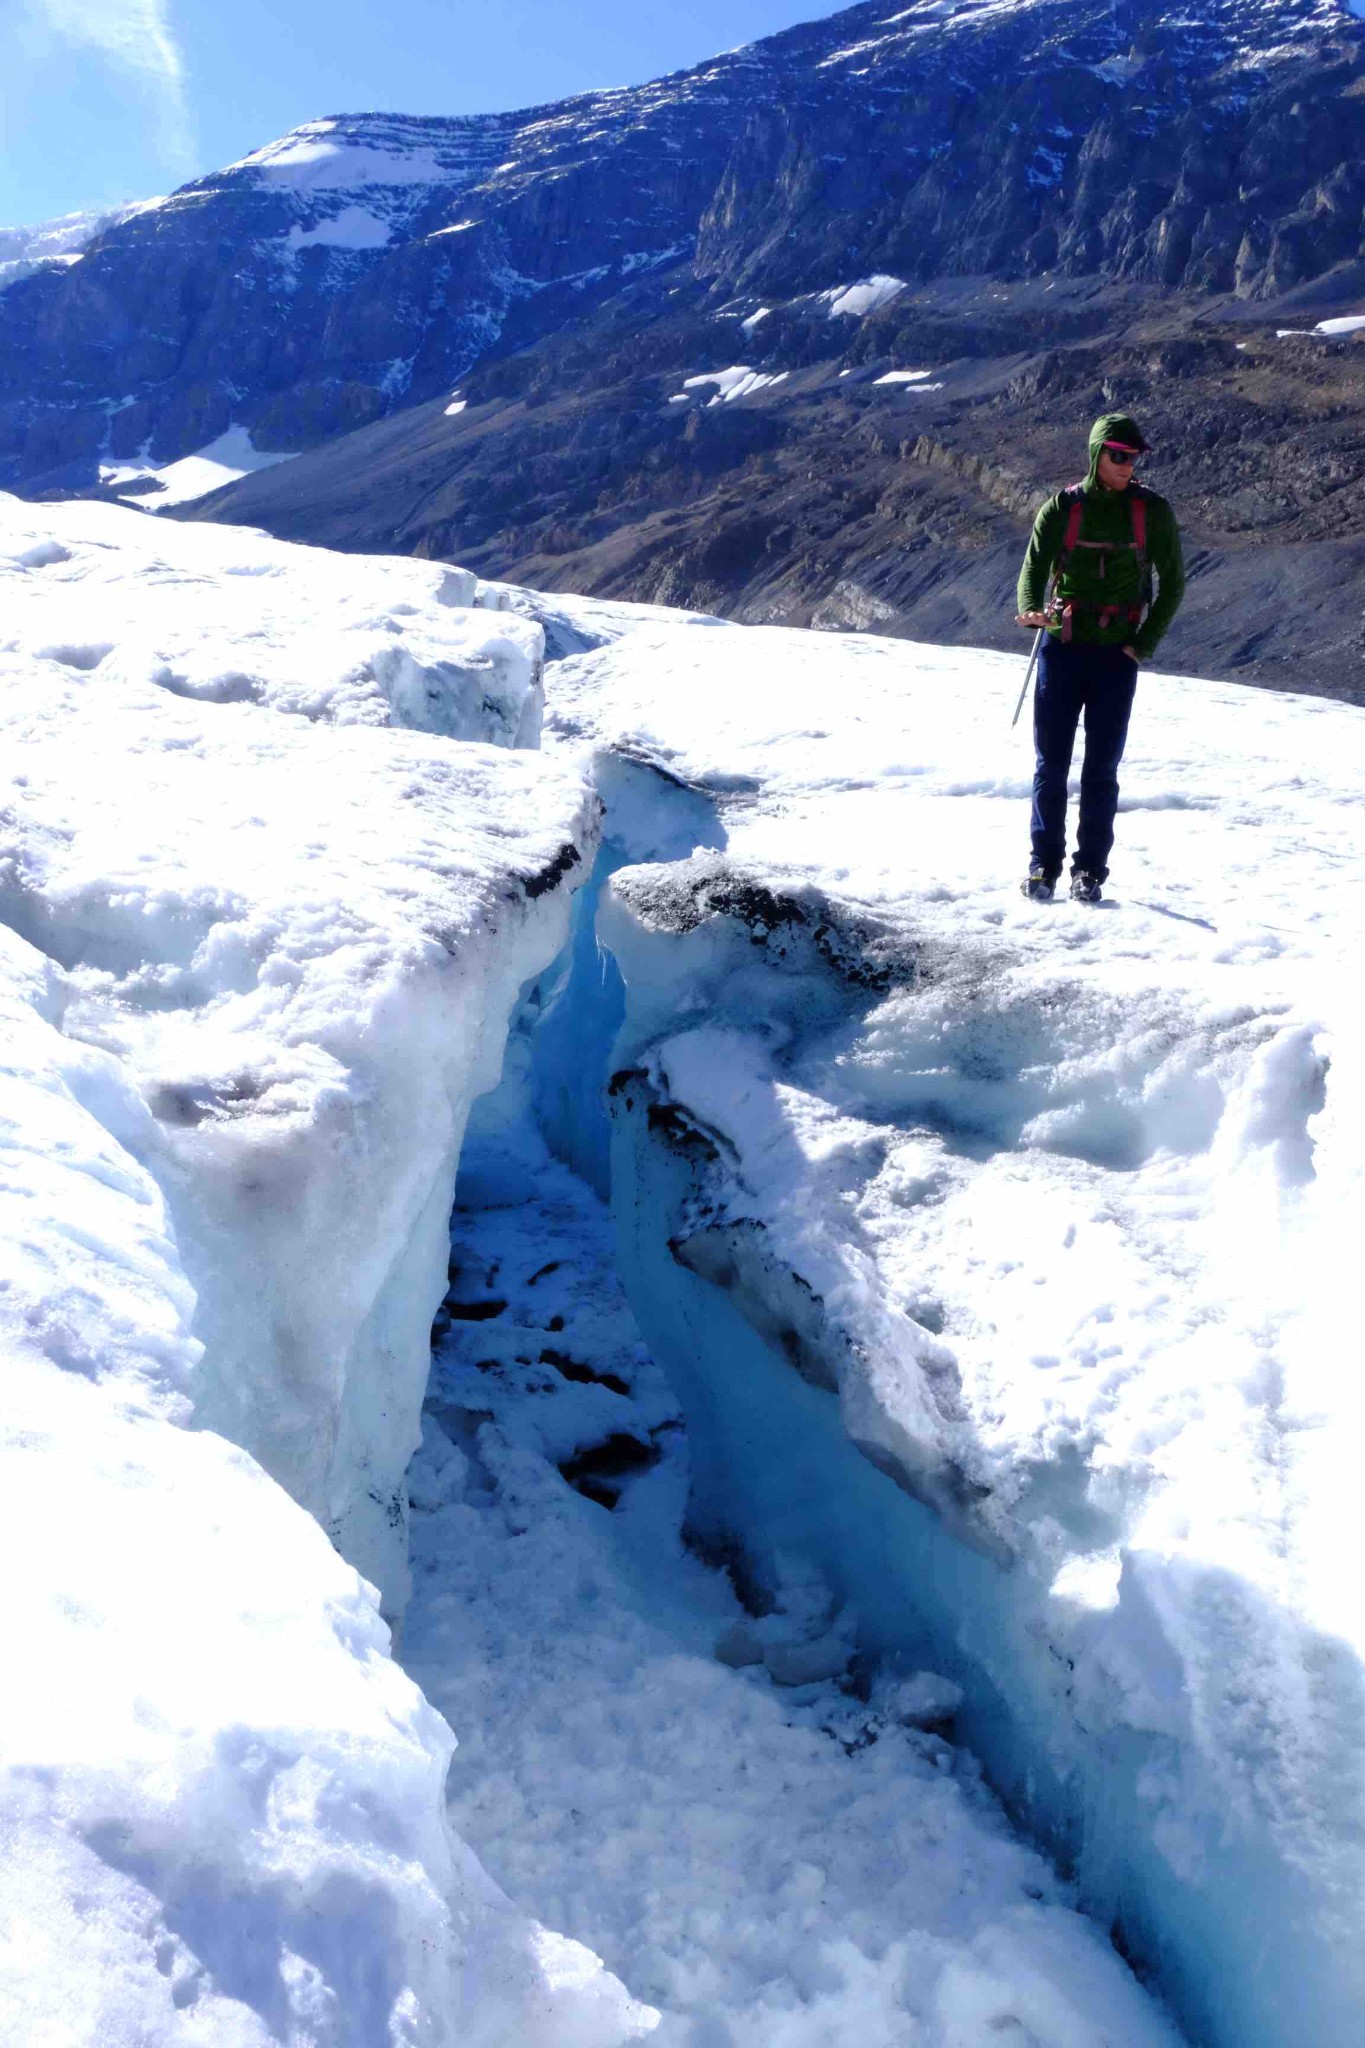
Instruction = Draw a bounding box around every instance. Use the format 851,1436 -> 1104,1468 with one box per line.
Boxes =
1011,626 -> 1044,730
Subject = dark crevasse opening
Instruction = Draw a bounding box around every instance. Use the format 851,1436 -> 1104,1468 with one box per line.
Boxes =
398,748 -> 1197,2046
522,753 -> 727,1202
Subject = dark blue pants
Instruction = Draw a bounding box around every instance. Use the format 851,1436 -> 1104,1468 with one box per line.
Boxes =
1030,638 -> 1138,882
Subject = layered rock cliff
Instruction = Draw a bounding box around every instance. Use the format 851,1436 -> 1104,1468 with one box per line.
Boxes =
3,0 -> 1364,492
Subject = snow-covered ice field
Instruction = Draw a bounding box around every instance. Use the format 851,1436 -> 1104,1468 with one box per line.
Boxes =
530,598 -> 1364,2048
0,489 -> 1361,2048
0,498 -> 647,2046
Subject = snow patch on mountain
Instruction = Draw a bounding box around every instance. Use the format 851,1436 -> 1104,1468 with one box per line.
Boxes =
678,366 -> 791,405
287,204 -> 393,250
235,121 -> 451,188
821,275 -> 908,317
101,424 -> 297,506
0,199 -> 163,293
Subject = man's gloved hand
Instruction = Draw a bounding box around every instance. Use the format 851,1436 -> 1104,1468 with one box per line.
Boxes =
1015,611 -> 1049,629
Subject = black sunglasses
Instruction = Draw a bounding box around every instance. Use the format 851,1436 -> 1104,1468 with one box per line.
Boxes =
1102,444 -> 1143,465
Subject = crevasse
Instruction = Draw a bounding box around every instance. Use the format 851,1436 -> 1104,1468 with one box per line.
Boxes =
484,684 -> 1357,2048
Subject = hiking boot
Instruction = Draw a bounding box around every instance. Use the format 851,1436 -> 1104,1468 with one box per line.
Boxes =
1021,864 -> 1056,902
1070,870 -> 1103,904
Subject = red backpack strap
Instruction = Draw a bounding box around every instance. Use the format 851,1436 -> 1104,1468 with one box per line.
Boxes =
1130,490 -> 1152,616
1054,486 -> 1085,572
1048,489 -> 1085,632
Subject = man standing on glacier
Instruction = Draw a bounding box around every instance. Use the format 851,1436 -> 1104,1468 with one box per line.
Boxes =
1014,411 -> 1185,902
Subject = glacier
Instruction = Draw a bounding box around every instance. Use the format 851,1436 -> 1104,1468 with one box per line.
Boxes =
0,495 -> 653,2046
0,489 -> 1361,2047
526,599 -> 1363,2048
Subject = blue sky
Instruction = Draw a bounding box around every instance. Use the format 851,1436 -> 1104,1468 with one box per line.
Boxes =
0,0 -> 835,227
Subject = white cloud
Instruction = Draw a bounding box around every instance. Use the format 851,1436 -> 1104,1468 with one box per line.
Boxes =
30,0 -> 194,173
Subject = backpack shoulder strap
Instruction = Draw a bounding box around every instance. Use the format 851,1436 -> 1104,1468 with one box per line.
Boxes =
1049,487 -> 1089,615
1130,491 -> 1147,559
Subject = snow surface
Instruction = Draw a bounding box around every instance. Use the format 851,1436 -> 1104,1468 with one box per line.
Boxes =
0,496 -> 560,1574
2,499 -> 544,743
403,1074 -> 1182,2047
4,491 -> 1363,2048
0,498 -> 560,1614
522,593 -> 1365,2048
0,493 -> 677,2044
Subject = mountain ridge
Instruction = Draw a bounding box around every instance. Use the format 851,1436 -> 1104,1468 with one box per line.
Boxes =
3,0 -> 1363,489
5,0 -> 1365,697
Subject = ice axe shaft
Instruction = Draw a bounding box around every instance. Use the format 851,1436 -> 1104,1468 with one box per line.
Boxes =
1011,627 -> 1044,729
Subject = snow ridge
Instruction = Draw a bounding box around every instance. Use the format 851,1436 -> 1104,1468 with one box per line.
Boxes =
0,494 -> 648,2047
0,199 -> 161,293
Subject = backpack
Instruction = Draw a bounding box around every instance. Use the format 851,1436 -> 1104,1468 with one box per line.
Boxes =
1048,485 -> 1151,642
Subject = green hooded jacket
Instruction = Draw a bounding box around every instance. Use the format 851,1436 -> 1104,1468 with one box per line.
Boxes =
1016,412 -> 1185,660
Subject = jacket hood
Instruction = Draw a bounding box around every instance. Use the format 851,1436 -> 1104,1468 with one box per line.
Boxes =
1087,411 -> 1148,487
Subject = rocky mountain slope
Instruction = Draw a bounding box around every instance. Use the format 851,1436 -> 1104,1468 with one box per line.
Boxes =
181,269 -> 1365,697
5,0 -> 1365,694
